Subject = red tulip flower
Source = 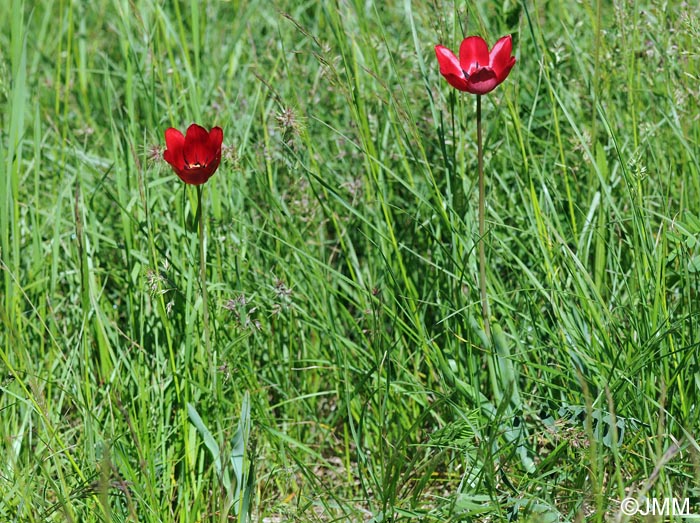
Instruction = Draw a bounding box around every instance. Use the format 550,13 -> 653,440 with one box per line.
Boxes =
435,35 -> 516,95
163,123 -> 224,185
433,35 -> 515,341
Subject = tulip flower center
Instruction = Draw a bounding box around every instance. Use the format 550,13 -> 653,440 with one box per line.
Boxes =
187,161 -> 203,169
463,62 -> 481,78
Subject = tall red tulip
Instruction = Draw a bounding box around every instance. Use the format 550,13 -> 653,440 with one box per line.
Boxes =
435,35 -> 516,95
163,123 -> 223,185
433,34 -> 516,341
162,123 -> 223,357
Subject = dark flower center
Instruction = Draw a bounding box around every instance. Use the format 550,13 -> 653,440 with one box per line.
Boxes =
462,62 -> 480,79
183,151 -> 205,169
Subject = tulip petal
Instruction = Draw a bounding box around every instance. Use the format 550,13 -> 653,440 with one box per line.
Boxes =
164,127 -> 185,150
489,35 -> 515,81
496,56 -> 516,83
178,165 -> 212,185
208,126 -> 224,158
435,46 -> 464,78
184,123 -> 211,167
446,74 -> 469,90
164,127 -> 186,171
465,68 -> 498,95
459,36 -> 490,75
435,45 -> 470,91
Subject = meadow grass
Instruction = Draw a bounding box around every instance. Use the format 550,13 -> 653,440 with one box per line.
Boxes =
1,0 -> 699,521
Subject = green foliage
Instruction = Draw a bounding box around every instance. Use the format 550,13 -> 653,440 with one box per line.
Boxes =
1,0 -> 699,521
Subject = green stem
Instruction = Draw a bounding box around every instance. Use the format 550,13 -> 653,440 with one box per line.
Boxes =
197,185 -> 211,352
477,94 -> 491,340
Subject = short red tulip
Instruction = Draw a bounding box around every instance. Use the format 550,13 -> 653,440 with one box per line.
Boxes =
435,35 -> 516,95
163,123 -> 224,185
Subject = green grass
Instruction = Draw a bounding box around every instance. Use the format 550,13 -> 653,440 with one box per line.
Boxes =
1,0 -> 699,521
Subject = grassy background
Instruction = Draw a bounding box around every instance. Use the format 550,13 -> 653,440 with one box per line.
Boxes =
1,0 -> 699,521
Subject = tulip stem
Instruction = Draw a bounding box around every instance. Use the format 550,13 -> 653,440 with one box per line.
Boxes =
476,94 -> 491,340
197,185 -> 211,353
